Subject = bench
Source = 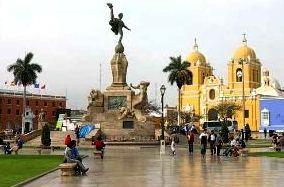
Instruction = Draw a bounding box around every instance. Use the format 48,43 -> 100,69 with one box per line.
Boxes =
36,146 -> 60,155
59,163 -> 77,176
93,150 -> 103,159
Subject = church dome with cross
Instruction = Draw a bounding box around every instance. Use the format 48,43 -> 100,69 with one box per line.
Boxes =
186,38 -> 206,65
233,34 -> 257,61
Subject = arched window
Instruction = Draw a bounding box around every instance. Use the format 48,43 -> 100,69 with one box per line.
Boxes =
236,68 -> 243,82
187,71 -> 193,85
209,89 -> 215,100
208,108 -> 218,121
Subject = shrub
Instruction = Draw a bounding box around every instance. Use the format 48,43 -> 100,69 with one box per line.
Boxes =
221,122 -> 229,143
41,124 -> 51,146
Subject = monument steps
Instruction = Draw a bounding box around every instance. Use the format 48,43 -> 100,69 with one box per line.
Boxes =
26,131 -> 76,146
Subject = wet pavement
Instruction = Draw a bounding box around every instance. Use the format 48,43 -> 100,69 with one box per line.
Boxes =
24,146 -> 284,187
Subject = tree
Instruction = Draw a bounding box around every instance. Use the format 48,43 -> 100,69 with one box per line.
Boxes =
166,111 -> 201,126
163,56 -> 192,126
7,52 -> 42,134
141,100 -> 161,115
213,101 -> 241,123
213,101 -> 241,143
41,124 -> 51,146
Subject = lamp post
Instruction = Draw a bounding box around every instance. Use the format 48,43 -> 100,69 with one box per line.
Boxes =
237,59 -> 246,128
160,85 -> 166,154
160,85 -> 166,140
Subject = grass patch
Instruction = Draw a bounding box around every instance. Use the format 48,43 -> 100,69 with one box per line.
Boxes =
249,152 -> 284,158
0,155 -> 63,187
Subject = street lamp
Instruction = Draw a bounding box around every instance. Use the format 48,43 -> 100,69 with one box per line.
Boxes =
237,59 -> 247,128
160,84 -> 166,154
160,85 -> 166,140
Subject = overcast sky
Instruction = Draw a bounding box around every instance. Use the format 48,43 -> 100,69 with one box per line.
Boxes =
0,0 -> 284,109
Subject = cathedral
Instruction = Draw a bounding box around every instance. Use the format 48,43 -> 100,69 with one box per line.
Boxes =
181,35 -> 284,132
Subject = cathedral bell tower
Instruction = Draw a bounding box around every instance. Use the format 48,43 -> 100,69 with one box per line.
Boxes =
181,38 -> 213,115
227,34 -> 261,92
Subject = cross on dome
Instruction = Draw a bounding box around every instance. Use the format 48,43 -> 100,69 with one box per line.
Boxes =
242,33 -> 247,46
193,38 -> 199,51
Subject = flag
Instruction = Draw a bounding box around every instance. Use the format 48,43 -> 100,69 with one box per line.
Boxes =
34,83 -> 40,88
41,84 -> 46,89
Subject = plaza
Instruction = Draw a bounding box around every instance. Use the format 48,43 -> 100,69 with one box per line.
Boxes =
21,146 -> 284,187
1,1 -> 284,186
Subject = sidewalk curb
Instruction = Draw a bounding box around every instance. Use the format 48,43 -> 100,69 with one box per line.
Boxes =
12,167 -> 59,187
12,155 -> 89,187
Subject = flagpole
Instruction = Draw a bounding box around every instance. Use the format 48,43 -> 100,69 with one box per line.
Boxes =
65,88 -> 68,108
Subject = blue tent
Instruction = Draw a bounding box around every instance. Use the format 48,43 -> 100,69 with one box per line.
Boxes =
79,125 -> 96,138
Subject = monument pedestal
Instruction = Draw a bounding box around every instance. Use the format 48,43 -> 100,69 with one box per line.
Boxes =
81,47 -> 155,141
38,122 -> 48,130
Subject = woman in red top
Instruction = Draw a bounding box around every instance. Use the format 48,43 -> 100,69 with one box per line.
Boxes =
93,136 -> 105,159
64,134 -> 71,147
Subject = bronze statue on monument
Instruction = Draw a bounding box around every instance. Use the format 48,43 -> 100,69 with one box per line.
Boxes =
107,3 -> 131,53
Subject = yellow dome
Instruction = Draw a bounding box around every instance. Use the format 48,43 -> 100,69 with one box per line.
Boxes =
187,51 -> 206,64
233,45 -> 256,60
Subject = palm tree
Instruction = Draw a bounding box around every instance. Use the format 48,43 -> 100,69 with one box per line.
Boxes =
7,52 -> 42,134
163,55 -> 192,126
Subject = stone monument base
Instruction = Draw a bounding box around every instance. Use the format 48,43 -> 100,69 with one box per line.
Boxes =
38,122 -> 49,130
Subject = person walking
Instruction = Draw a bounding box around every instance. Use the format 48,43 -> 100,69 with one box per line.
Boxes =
264,128 -> 267,139
187,130 -> 194,155
171,139 -> 176,156
199,129 -> 208,159
208,130 -> 216,155
74,125 -> 80,146
215,133 -> 223,156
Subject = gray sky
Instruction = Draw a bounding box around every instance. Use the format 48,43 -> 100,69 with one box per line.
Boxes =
1,0 -> 284,109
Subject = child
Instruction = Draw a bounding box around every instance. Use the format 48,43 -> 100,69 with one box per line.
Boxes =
171,139 -> 176,156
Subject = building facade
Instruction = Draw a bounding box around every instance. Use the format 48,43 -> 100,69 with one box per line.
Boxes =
0,89 -> 66,131
181,35 -> 283,131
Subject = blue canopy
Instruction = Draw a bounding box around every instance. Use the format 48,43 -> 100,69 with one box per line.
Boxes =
79,125 -> 96,138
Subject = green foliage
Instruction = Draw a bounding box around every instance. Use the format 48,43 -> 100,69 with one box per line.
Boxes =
0,155 -> 62,187
213,101 -> 241,122
142,100 -> 161,115
163,56 -> 192,125
167,111 -> 201,125
7,52 -> 42,87
221,122 -> 229,143
41,124 -> 51,146
163,55 -> 192,89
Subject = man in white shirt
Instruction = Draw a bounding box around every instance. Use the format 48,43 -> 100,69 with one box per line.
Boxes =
199,129 -> 208,158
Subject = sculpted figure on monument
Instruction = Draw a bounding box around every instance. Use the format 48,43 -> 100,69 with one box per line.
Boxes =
130,81 -> 150,110
38,109 -> 46,122
107,3 -> 131,44
88,89 -> 104,108
118,107 -> 135,120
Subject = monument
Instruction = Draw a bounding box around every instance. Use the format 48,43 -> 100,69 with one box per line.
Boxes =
38,109 -> 48,130
81,3 -> 155,140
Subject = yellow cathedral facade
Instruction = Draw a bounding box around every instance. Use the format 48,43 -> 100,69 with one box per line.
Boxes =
181,35 -> 262,131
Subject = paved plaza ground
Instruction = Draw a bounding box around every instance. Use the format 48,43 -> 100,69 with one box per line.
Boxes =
22,146 -> 284,187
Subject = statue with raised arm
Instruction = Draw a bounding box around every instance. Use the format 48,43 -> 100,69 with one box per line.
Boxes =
107,3 -> 131,52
